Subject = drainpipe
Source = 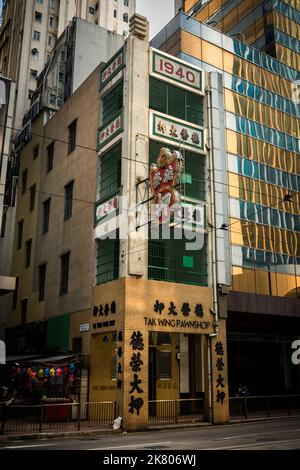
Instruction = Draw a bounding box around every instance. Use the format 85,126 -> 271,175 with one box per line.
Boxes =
206,73 -> 220,422
206,75 -> 219,335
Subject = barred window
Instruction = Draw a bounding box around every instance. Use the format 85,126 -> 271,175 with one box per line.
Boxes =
157,351 -> 171,379
96,236 -> 119,285
102,82 -> 123,125
149,77 -> 204,126
99,143 -> 121,202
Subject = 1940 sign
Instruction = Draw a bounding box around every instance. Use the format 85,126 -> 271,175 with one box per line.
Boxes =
151,48 -> 203,93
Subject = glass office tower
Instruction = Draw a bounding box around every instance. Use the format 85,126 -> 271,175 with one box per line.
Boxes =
184,0 -> 299,64
153,1 -> 300,395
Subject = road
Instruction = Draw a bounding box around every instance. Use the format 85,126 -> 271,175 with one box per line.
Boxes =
1,417 -> 300,450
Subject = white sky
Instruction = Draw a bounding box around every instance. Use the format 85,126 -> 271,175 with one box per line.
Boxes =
136,0 -> 175,39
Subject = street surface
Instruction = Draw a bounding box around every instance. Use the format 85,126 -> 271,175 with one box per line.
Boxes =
1,417 -> 300,450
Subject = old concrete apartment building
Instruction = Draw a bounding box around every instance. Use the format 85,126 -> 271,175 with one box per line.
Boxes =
0,0 -> 131,336
6,63 -> 101,400
0,0 -> 135,127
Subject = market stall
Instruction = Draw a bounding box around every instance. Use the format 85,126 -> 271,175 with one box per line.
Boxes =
2,353 -> 81,405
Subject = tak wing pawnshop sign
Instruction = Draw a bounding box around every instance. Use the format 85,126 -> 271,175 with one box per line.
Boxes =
100,47 -> 125,88
150,48 -> 204,95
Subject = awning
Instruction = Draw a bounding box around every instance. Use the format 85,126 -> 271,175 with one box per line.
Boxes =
5,353 -> 79,366
30,354 -> 78,365
6,354 -> 42,363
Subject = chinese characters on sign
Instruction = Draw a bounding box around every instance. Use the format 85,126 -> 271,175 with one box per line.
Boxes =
152,49 -> 203,92
100,49 -> 124,87
153,301 -> 204,318
117,331 -> 123,390
93,302 -> 116,317
95,196 -> 119,224
215,341 -> 226,405
129,331 -> 144,416
92,302 -> 116,330
143,301 -> 210,330
97,113 -> 123,150
151,112 -> 204,152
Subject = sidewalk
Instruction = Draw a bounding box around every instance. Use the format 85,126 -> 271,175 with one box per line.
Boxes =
2,415 -> 299,442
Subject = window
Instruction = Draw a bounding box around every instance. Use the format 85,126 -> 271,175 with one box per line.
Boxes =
148,226 -> 208,287
72,337 -> 82,354
99,143 -> 121,201
123,13 -> 128,23
22,169 -> 27,194
49,93 -> 56,105
25,239 -> 32,268
149,77 -> 204,126
31,47 -> 39,59
157,333 -> 171,345
64,181 -> 74,220
21,299 -> 28,325
42,198 -> 51,234
30,184 -> 36,212
33,30 -> 41,41
37,0 -> 44,4
96,237 -> 119,285
124,0 -> 129,6
59,72 -> 64,83
38,264 -> 46,302
28,89 -> 34,100
157,351 -> 171,379
17,220 -> 24,250
60,252 -> 70,295
89,6 -> 95,14
114,9 -> 117,18
47,141 -> 54,172
30,68 -> 38,80
102,82 -> 123,125
12,276 -> 19,310
33,144 -> 39,159
48,35 -> 53,46
68,119 -> 77,154
49,16 -> 54,27
35,11 -> 42,22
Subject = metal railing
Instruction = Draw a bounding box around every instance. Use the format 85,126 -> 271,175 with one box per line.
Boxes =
0,401 -> 116,434
229,395 -> 300,420
149,398 -> 204,425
